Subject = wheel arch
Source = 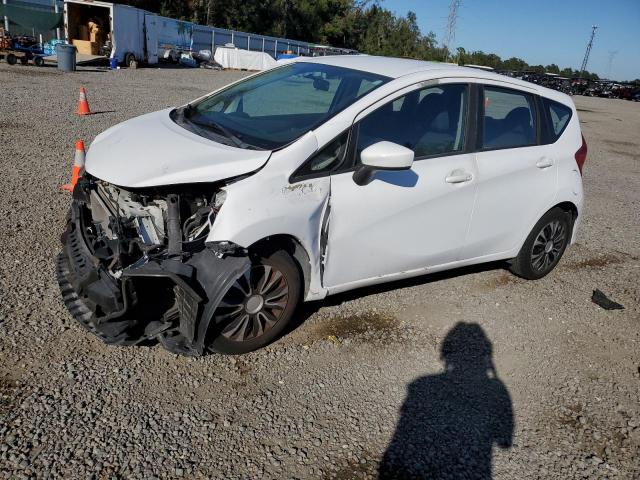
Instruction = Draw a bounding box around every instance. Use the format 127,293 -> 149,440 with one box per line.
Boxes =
531,201 -> 579,243
248,234 -> 312,300
554,201 -> 578,223
513,199 -> 580,260
509,200 -> 576,279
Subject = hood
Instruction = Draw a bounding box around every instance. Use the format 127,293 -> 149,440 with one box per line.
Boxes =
85,108 -> 272,188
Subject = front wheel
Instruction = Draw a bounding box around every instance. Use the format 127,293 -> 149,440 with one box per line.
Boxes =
510,207 -> 572,280
207,250 -> 301,354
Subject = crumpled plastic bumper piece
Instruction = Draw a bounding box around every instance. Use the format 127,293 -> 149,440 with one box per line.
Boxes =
56,251 -> 141,345
57,203 -> 141,344
57,201 -> 250,355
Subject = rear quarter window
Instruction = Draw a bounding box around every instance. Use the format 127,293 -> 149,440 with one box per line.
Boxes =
542,98 -> 572,143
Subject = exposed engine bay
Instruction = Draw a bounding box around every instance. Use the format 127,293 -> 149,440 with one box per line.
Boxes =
56,175 -> 250,356
84,180 -> 215,271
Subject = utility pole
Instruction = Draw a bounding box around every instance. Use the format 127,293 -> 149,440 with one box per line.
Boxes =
442,0 -> 461,63
3,0 -> 9,33
606,50 -> 618,80
283,0 -> 291,39
205,0 -> 212,26
579,25 -> 598,78
54,0 -> 61,40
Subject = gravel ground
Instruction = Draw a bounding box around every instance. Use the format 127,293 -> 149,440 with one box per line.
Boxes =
0,63 -> 639,479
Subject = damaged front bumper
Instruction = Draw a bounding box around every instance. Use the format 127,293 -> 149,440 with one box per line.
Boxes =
56,183 -> 249,356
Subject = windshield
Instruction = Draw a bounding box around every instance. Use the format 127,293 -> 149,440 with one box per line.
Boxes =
175,62 -> 390,150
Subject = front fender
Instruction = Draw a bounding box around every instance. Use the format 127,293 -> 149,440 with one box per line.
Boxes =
208,133 -> 329,300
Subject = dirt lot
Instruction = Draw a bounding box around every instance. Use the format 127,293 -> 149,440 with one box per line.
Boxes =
0,63 -> 638,479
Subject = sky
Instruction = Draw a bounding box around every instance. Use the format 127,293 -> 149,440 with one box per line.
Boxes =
384,0 -> 640,81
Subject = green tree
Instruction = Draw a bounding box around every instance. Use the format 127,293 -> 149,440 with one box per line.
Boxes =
545,64 -> 560,74
502,57 -> 528,71
455,47 -> 468,65
560,67 -> 574,78
160,0 -> 191,20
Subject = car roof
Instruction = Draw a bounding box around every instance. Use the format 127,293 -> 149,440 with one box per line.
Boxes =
298,55 -> 457,78
297,55 -> 574,107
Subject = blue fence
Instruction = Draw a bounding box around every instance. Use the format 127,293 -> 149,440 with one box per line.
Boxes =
158,17 -> 314,58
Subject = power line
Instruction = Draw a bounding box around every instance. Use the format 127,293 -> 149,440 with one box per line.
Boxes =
443,0 -> 461,62
579,25 -> 598,78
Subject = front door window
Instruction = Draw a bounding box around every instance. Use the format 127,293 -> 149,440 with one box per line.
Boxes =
356,84 -> 468,159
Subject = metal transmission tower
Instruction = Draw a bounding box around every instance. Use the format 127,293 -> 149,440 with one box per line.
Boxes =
579,25 -> 598,77
607,50 -> 618,79
443,0 -> 462,62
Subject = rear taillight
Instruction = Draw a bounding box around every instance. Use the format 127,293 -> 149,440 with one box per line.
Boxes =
575,134 -> 587,175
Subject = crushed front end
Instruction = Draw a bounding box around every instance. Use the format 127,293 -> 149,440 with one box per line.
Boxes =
57,175 -> 250,356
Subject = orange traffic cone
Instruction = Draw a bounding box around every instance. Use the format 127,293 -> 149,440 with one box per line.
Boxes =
61,140 -> 86,192
77,86 -> 91,115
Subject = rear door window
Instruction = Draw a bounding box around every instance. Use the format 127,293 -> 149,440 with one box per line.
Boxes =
481,87 -> 536,150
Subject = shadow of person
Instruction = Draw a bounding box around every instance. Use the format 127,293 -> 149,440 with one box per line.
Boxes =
379,322 -> 513,480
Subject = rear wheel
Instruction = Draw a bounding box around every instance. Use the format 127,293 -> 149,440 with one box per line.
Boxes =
125,52 -> 137,68
207,250 -> 301,354
510,207 -> 572,280
6,54 -> 17,65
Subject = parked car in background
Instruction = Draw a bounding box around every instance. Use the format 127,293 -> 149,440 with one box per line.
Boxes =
58,56 -> 586,356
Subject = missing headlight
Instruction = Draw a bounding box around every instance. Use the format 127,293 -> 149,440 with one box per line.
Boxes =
213,189 -> 227,212
183,206 -> 213,242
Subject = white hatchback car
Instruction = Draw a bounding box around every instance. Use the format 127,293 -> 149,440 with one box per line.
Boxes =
58,56 -> 586,355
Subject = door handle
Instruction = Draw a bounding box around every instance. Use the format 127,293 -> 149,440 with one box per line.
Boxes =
445,170 -> 473,184
536,158 -> 554,169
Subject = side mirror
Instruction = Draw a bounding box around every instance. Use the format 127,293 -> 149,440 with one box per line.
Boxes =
353,141 -> 414,186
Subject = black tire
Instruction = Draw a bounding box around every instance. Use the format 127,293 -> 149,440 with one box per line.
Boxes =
124,52 -> 136,68
34,56 -> 44,67
6,54 -> 17,65
207,250 -> 301,354
510,207 -> 572,280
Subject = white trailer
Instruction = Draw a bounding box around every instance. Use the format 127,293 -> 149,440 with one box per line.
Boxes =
63,0 -> 318,67
64,0 -> 157,66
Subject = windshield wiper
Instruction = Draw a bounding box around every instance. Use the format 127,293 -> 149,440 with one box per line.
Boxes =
189,116 -> 253,150
177,103 -> 262,150
201,120 -> 248,149
180,103 -> 194,120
